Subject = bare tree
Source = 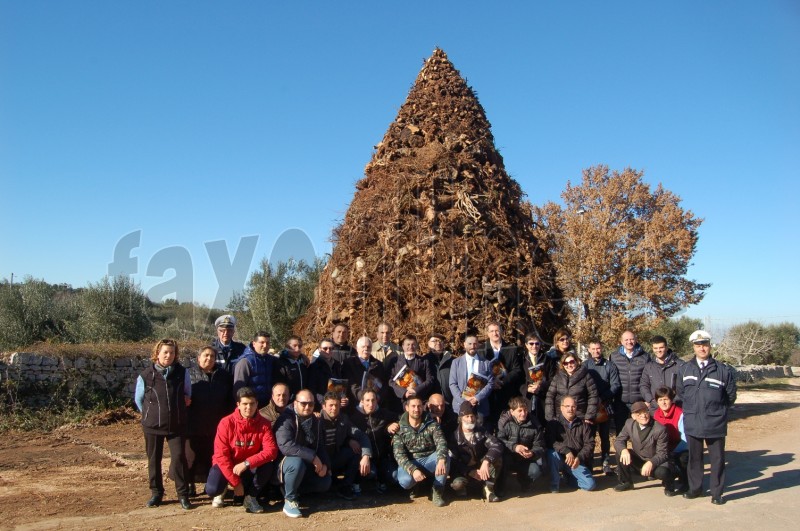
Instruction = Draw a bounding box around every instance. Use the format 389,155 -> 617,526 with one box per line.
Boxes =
717,322 -> 777,365
533,165 -> 709,347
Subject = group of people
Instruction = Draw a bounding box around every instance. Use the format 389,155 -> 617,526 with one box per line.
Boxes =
133,315 -> 737,518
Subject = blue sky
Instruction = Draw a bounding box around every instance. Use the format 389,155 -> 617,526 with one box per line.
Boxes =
1,1 -> 798,334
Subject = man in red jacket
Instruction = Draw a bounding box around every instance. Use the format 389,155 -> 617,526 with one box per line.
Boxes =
205,387 -> 279,513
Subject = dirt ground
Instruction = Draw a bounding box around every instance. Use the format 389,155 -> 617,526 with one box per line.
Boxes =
2,380 -> 798,531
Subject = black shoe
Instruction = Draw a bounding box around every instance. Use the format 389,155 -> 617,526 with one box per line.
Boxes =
664,488 -> 677,497
614,483 -> 634,492
146,494 -> 162,508
711,496 -> 725,505
188,483 -> 197,497
683,490 -> 703,499
179,497 -> 192,510
337,485 -> 356,501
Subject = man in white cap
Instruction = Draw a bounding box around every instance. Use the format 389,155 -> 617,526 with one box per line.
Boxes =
677,330 -> 737,505
212,314 -> 246,370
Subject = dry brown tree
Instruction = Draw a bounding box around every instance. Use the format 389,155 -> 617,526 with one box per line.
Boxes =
533,165 -> 709,348
294,49 -> 564,346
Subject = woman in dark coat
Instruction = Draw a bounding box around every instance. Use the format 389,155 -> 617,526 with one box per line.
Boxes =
185,345 -> 234,494
544,352 -> 599,423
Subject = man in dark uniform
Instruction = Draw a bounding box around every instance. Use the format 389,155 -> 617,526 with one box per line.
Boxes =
211,314 -> 246,370
678,330 -> 737,505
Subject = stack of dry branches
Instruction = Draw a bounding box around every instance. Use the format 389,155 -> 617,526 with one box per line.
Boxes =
294,49 -> 564,345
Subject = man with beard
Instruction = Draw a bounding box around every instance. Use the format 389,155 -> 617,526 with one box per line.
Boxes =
393,396 -> 450,507
449,402 -> 503,502
276,336 -> 308,397
450,334 -> 494,425
350,389 -> 399,494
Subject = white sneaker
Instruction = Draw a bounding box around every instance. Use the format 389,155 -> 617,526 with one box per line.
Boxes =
212,494 -> 225,508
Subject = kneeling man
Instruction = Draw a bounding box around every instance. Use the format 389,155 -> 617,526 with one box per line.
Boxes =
205,387 -> 279,513
613,401 -> 672,494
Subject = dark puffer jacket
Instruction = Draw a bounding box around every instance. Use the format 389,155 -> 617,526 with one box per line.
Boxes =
276,350 -> 309,397
138,363 -> 189,436
234,345 -> 275,408
639,351 -> 684,409
544,364 -> 599,421
610,344 -> 650,404
584,356 -> 621,402
496,410 -> 546,459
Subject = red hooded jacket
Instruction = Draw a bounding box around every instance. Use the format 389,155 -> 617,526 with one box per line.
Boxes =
212,409 -> 278,487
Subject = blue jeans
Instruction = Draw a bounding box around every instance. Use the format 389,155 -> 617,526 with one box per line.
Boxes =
281,456 -> 332,502
396,452 -> 449,490
547,449 -> 596,491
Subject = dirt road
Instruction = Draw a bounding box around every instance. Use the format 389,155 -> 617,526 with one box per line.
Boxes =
1,380 -> 798,530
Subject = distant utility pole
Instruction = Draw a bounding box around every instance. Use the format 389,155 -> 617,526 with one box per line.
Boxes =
9,273 -> 13,285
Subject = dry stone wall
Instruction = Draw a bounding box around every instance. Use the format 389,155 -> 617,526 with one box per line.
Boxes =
1,352 -> 162,405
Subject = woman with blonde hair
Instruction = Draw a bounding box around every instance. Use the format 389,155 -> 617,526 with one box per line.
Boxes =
134,338 -> 192,510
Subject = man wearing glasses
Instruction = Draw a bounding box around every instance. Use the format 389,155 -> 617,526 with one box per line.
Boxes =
677,330 -> 737,506
545,395 -> 595,492
273,389 -> 332,518
613,401 -> 672,494
308,338 -> 348,409
521,332 -> 557,425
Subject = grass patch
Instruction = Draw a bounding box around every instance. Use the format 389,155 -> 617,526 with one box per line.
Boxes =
0,375 -> 131,433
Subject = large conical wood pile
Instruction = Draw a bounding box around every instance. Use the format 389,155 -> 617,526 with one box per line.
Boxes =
295,49 -> 564,344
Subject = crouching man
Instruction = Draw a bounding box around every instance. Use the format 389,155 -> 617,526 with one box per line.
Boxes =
613,401 -> 672,494
205,387 -> 279,513
273,389 -> 333,518
449,402 -> 503,502
496,396 -> 545,492
350,389 -> 400,494
546,395 -> 596,493
320,391 -> 373,500
392,396 -> 450,506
